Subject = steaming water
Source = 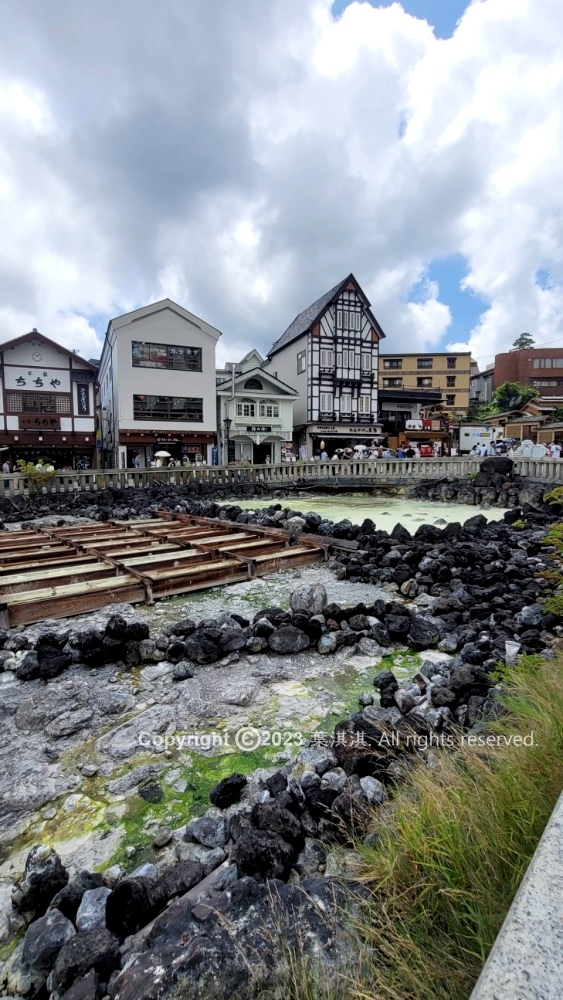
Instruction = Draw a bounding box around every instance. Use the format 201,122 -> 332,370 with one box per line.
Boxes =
221,494 -> 506,532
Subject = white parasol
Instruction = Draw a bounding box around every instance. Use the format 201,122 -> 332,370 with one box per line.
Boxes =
154,450 -> 172,458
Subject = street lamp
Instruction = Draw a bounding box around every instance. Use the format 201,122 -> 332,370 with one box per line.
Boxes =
223,417 -> 232,465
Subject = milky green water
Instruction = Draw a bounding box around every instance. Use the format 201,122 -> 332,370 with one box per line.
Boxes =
222,494 -> 506,532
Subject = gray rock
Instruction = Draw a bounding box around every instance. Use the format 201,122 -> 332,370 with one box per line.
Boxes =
151,826 -> 172,849
519,604 -> 543,626
101,866 -> 123,888
22,908 -> 76,975
268,626 -> 310,654
174,842 -> 226,875
12,846 -> 69,921
45,708 -> 94,739
172,660 -> 194,681
320,768 -> 348,793
357,637 -> 383,658
394,689 -> 416,714
359,776 -> 387,805
128,863 -> 157,880
245,636 -> 268,653
186,812 -> 227,849
290,583 -> 327,615
317,633 -> 337,655
358,691 -> 374,706
297,745 -> 337,776
75,887 -> 111,932
295,838 -> 326,876
208,864 -> 239,893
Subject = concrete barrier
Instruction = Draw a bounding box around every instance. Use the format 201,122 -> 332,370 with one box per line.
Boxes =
470,791 -> 563,999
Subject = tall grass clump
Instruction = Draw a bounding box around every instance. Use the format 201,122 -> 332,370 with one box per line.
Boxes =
351,655 -> 563,1000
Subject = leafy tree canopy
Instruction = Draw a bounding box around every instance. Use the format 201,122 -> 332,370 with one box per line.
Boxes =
491,381 -> 540,412
512,332 -> 535,350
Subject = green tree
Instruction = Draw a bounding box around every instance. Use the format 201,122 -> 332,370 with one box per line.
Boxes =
491,381 -> 540,412
512,332 -> 535,350
550,407 -> 563,423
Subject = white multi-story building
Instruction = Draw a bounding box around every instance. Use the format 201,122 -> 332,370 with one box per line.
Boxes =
262,274 -> 385,458
0,330 -> 97,469
98,299 -> 222,467
216,350 -> 297,463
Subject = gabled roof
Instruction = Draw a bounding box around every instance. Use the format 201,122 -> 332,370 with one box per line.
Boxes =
107,298 -> 222,342
0,330 -> 98,371
216,366 -> 298,397
267,273 -> 386,358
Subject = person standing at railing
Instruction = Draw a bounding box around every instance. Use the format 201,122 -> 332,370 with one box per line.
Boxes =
551,442 -> 562,459
3,459 -> 10,489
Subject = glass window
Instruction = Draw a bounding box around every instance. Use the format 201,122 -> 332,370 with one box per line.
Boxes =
417,358 -> 433,369
417,377 -> 433,387
320,350 -> 334,367
297,350 -> 306,374
340,394 -> 352,413
383,359 -> 402,369
447,357 -> 457,369
447,375 -> 456,386
132,341 -> 202,371
320,393 -> 333,412
259,403 -> 280,418
133,395 -> 203,421
446,394 -> 456,405
361,353 -> 371,370
383,378 -> 403,387
358,395 -> 371,413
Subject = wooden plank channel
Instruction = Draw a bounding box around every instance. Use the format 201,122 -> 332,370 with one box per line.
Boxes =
0,512 -> 328,626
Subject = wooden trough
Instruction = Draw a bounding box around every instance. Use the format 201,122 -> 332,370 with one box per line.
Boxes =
0,512 -> 330,627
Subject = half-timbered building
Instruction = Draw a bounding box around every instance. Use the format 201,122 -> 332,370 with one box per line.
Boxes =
263,274 -> 385,457
0,330 -> 98,469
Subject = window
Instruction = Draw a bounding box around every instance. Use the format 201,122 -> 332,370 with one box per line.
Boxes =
259,402 -> 279,418
417,358 -> 433,369
417,377 -> 433,387
132,341 -> 202,371
446,394 -> 456,405
340,394 -> 352,414
383,377 -> 403,387
336,309 -> 362,331
533,358 -> 563,369
297,350 -> 306,374
320,349 -> 334,367
446,375 -> 456,387
133,395 -> 203,421
6,391 -> 71,414
236,400 -> 256,417
338,349 -> 356,368
320,393 -> 333,412
531,379 -> 561,387
361,352 -> 371,370
244,378 -> 263,390
383,359 -> 402,369
358,395 -> 371,413
447,357 -> 457,369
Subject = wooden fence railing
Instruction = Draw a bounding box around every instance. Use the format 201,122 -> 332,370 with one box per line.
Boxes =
2,457 -> 563,497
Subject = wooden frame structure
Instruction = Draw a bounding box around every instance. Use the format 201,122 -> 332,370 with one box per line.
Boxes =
0,512 -> 329,627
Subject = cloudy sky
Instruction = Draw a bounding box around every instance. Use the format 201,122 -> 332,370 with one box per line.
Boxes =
1,0 -> 562,369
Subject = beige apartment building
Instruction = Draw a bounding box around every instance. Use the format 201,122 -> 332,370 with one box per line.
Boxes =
378,351 -> 472,418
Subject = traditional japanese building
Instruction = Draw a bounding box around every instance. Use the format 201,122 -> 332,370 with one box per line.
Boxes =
0,330 -> 97,469
263,274 -> 385,458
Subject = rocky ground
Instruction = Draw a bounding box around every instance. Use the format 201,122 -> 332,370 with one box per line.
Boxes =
1,459 -> 562,1000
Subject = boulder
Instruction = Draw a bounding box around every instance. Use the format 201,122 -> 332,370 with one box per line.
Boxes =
12,846 -> 69,921
75,887 -> 111,932
267,626 -> 310,654
231,830 -> 294,881
22,908 -> 76,976
51,929 -> 120,995
209,773 -> 247,809
290,583 -> 327,615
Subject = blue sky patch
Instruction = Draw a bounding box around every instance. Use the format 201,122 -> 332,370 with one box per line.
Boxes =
331,0 -> 470,40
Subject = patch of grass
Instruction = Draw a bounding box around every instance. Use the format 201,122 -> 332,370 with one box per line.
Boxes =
350,655 -> 563,1000
263,654 -> 563,1000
